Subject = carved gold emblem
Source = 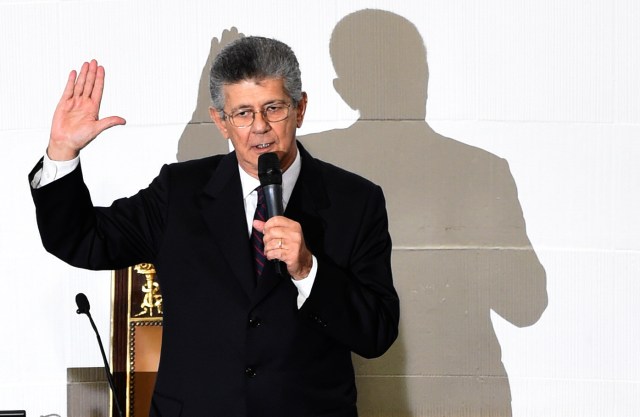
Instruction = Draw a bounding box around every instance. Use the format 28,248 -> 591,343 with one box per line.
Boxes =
134,263 -> 163,317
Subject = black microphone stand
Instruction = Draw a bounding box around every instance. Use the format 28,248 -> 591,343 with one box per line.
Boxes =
76,293 -> 124,417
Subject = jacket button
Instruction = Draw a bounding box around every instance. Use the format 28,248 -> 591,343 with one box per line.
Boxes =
248,316 -> 262,328
245,367 -> 257,378
309,313 -> 327,327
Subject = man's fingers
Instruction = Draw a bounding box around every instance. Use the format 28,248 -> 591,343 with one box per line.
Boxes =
73,62 -> 89,97
95,116 -> 127,135
63,60 -> 103,101
253,219 -> 266,233
91,65 -> 106,103
83,59 -> 98,98
61,70 -> 77,101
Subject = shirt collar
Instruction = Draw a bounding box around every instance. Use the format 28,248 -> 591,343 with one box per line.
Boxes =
238,145 -> 301,209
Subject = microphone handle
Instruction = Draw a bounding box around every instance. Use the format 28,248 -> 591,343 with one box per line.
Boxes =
262,184 -> 284,218
85,311 -> 124,417
262,184 -> 286,276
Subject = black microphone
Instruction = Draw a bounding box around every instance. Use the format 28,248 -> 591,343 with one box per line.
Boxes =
258,152 -> 285,276
75,293 -> 124,417
75,292 -> 90,315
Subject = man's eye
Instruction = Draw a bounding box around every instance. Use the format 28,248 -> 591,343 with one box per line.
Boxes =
266,105 -> 285,113
234,110 -> 251,118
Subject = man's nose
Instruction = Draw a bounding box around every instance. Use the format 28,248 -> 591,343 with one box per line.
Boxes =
251,111 -> 271,132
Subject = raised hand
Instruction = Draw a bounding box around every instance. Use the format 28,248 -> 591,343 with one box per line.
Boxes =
48,59 -> 126,161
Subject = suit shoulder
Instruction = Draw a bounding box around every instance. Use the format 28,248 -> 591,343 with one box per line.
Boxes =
165,154 -> 226,173
159,154 -> 228,185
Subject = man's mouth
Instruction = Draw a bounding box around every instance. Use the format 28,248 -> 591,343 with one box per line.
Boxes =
256,143 -> 272,150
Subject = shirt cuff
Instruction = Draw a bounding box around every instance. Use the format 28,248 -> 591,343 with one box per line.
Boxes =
32,152 -> 80,189
291,254 -> 317,309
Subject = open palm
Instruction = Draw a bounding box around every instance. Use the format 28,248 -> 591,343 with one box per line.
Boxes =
48,59 -> 125,161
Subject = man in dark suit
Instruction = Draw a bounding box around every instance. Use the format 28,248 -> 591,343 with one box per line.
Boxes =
29,37 -> 399,417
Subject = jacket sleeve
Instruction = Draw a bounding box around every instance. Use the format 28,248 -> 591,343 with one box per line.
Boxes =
29,159 -> 169,270
299,185 -> 399,359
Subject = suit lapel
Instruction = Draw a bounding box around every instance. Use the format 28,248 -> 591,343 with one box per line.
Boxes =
288,142 -> 330,257
198,152 -> 255,299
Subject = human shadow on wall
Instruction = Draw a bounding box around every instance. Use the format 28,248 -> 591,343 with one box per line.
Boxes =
299,9 -> 548,417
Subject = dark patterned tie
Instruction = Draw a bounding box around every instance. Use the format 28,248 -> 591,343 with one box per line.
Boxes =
251,187 -> 267,278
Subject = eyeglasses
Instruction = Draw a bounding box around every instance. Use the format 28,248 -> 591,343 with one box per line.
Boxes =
223,102 -> 292,128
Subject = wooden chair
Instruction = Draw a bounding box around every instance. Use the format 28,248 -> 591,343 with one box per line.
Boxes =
112,264 -> 163,417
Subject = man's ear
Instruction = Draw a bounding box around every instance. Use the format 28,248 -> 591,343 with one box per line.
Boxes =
209,107 -> 229,139
296,92 -> 308,128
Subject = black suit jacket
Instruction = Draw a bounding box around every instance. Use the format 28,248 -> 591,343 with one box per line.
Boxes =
30,142 -> 399,417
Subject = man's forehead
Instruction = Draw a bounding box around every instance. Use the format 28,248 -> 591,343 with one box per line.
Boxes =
223,77 -> 290,109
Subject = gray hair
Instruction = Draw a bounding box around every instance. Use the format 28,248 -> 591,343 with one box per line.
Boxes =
209,36 -> 303,112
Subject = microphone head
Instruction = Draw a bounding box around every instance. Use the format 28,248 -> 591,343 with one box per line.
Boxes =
75,293 -> 91,315
258,152 -> 282,186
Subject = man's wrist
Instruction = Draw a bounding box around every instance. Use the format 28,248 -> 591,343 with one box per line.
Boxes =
291,255 -> 317,309
291,252 -> 314,280
46,143 -> 79,162
34,151 -> 80,188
